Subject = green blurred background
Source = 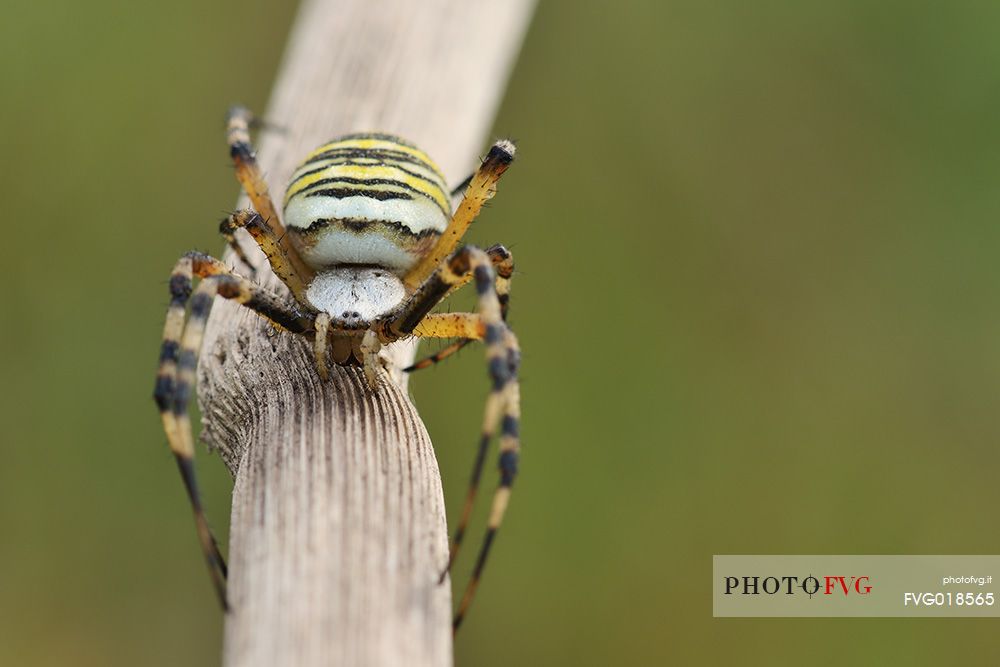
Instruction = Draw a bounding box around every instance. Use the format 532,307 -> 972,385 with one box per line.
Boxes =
3,0 -> 1000,664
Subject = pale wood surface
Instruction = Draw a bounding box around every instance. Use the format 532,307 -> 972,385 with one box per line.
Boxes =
197,1 -> 535,665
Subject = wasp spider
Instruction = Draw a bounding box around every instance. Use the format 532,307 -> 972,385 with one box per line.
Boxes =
153,107 -> 521,631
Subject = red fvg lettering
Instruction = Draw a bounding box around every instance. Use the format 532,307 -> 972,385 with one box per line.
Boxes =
824,576 -> 872,595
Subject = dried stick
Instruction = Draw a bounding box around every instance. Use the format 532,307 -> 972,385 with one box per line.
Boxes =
196,1 -> 535,665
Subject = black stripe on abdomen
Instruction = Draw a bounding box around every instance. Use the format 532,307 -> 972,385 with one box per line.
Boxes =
303,187 -> 415,203
296,176 -> 447,214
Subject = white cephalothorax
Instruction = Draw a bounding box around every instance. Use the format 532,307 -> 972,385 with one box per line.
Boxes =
305,267 -> 407,326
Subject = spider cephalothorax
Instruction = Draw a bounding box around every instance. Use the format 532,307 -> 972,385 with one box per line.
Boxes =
153,108 -> 520,632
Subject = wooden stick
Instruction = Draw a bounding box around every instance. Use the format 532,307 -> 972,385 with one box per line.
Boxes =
197,1 -> 535,665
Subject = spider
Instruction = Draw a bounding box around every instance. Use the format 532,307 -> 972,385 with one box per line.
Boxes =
153,107 -> 521,632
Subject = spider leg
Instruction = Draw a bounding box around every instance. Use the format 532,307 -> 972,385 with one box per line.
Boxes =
220,209 -> 312,302
404,339 -> 474,373
225,106 -> 284,232
226,107 -> 314,294
385,246 -> 521,632
405,244 -> 513,372
313,312 -> 331,380
449,172 -> 473,199
402,140 -> 515,290
153,251 -> 314,609
217,214 -> 257,278
453,330 -> 519,633
360,329 -> 384,388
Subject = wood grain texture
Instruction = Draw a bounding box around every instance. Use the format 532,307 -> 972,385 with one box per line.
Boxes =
196,1 -> 535,665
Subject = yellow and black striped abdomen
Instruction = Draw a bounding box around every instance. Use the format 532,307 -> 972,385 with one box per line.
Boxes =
283,133 -> 451,274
